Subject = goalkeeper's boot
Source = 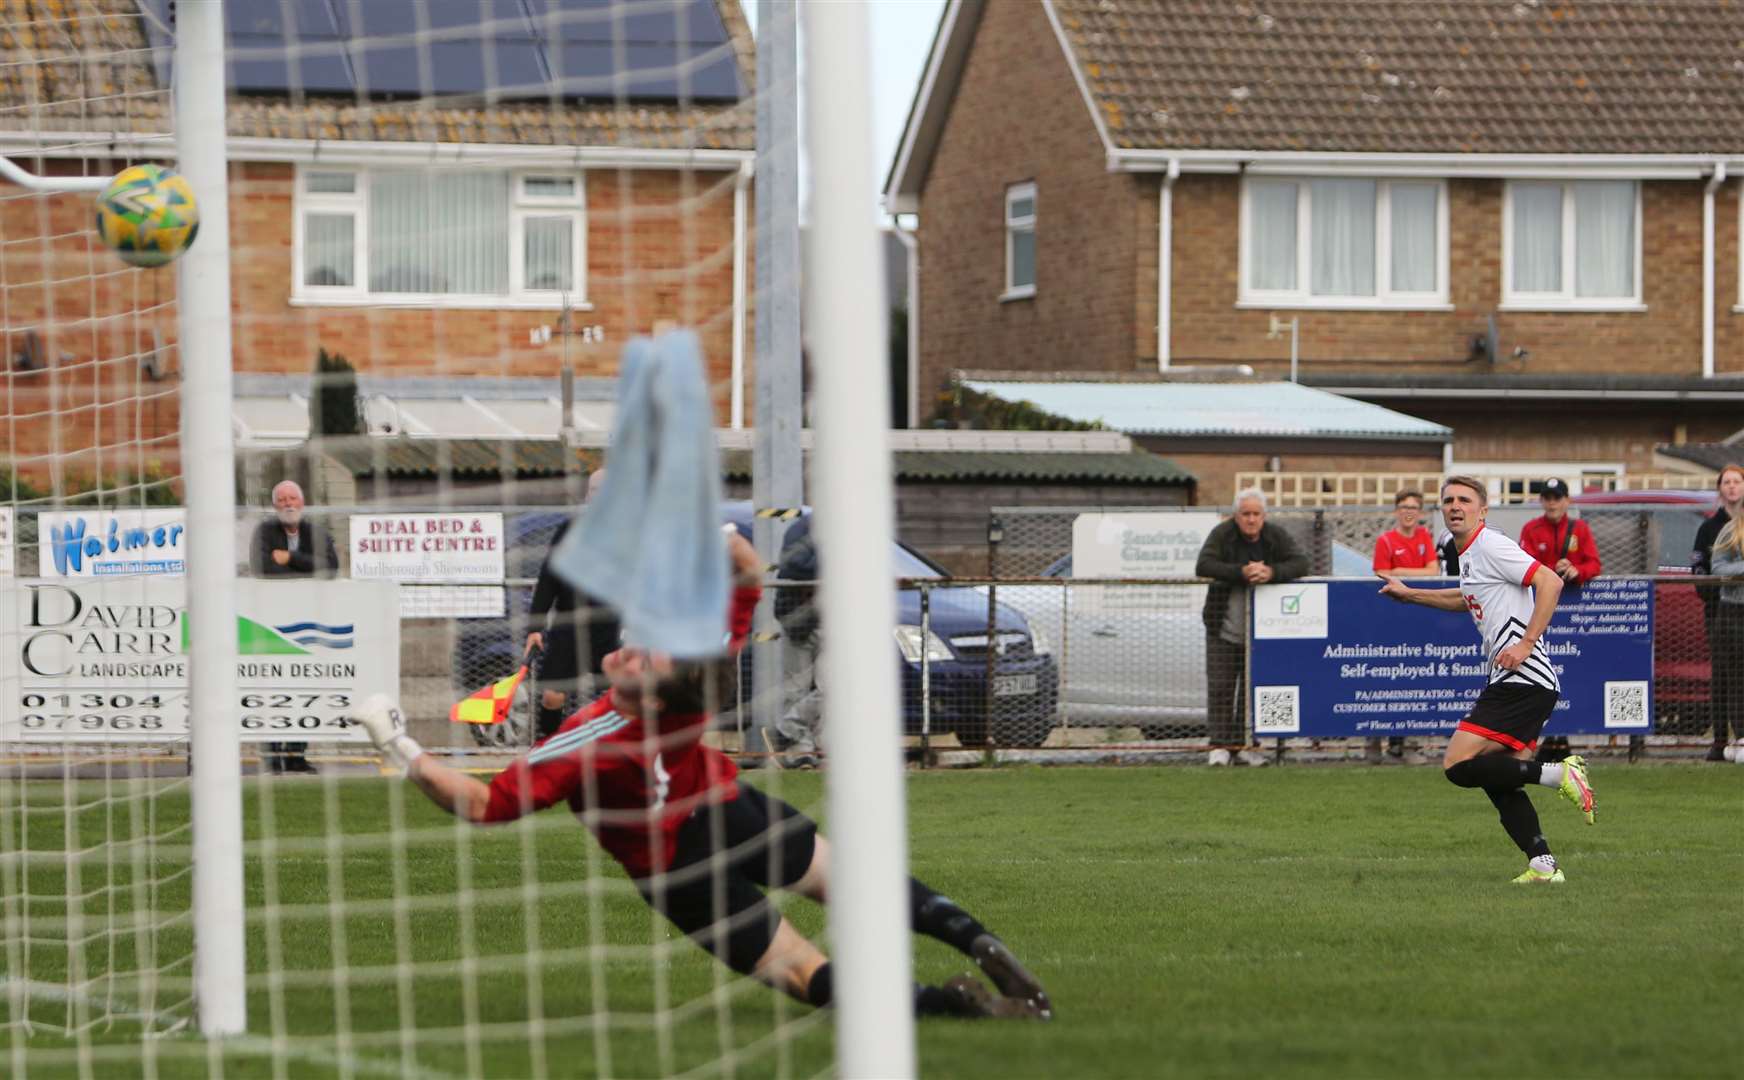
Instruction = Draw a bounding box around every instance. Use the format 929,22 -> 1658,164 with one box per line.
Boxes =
934,975 -> 1047,1020
970,934 -> 1053,1020
1557,754 -> 1596,825
1510,865 -> 1565,885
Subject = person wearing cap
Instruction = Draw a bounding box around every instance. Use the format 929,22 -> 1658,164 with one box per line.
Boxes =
1518,479 -> 1601,762
1518,479 -> 1601,587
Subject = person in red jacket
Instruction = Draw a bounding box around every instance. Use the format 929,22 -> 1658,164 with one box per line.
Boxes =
1518,478 -> 1602,761
1367,490 -> 1440,764
1518,479 -> 1602,586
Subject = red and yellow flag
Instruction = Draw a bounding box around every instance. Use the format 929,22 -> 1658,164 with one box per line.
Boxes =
450,666 -> 528,725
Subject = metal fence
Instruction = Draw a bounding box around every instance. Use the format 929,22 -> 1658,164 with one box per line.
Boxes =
826,573 -> 1736,756
986,503 -> 1697,580
10,503 -> 1734,760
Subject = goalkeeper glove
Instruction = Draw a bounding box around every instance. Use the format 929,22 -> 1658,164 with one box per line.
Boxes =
355,693 -> 424,773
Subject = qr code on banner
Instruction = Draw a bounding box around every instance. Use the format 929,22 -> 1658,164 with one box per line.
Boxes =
1603,681 -> 1650,730
1253,686 -> 1300,734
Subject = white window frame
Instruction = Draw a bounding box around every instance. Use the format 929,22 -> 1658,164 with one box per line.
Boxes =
1002,181 -> 1036,301
291,165 -> 590,310
1501,180 -> 1643,312
1237,176 -> 1451,310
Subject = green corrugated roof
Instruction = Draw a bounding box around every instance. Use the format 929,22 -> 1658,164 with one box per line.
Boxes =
326,439 -> 584,479
721,449 -> 1194,485
323,440 -> 1195,485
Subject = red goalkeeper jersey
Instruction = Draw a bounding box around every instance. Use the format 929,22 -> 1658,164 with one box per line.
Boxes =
480,585 -> 758,877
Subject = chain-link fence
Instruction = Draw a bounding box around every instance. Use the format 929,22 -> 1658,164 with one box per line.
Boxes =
10,502 -> 1733,760
834,574 -> 1735,756
986,503 -> 1693,580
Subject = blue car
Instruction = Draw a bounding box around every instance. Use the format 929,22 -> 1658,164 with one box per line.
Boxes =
452,505 -> 1062,748
721,501 -> 1061,748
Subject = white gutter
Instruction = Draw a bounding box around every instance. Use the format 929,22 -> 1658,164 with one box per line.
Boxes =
1704,162 -> 1727,380
893,221 -> 921,427
1323,384 -> 1744,401
731,160 -> 750,428
0,131 -> 753,171
1109,148 -> 1744,181
1156,158 -> 1179,371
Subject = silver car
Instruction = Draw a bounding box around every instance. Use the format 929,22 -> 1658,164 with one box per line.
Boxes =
999,544 -> 1373,738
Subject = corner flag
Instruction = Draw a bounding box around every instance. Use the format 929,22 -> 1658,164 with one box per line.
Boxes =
450,667 -> 528,725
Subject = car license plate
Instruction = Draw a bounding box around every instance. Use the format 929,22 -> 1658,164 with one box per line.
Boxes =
992,674 -> 1037,697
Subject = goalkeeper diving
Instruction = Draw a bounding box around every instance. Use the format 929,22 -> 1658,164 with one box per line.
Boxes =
355,528 -> 1051,1020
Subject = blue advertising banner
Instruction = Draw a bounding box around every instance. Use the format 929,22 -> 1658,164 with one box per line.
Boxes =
1248,579 -> 1653,738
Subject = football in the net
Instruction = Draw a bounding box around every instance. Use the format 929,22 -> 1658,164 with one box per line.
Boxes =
94,164 -> 200,268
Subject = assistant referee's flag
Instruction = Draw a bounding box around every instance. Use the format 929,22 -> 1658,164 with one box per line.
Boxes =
450,667 -> 528,725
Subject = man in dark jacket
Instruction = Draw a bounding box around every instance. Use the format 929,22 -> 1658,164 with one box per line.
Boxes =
1195,488 -> 1309,767
524,469 -> 622,740
249,479 -> 340,774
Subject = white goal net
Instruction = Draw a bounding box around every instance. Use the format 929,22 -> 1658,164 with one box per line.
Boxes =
0,0 -> 908,1075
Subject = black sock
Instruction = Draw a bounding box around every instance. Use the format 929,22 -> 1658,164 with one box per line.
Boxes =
806,962 -> 833,1008
1485,786 -> 1551,858
536,706 -> 566,741
1444,755 -> 1541,790
911,879 -> 988,956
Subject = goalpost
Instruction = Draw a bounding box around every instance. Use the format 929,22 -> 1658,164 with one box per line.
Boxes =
0,0 -> 912,1075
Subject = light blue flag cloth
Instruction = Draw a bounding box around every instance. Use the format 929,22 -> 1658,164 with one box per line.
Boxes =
550,330 -> 728,658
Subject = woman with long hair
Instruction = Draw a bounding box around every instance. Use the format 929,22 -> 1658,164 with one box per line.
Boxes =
1708,514 -> 1744,761
1693,463 -> 1744,759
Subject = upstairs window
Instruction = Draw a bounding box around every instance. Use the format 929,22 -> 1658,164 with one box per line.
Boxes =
294,167 -> 587,308
1504,180 -> 1640,308
1241,177 -> 1448,308
1003,182 -> 1036,300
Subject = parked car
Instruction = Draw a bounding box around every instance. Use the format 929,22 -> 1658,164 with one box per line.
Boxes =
721,502 -> 1061,748
454,504 -> 1063,749
1570,489 -> 1721,734
1000,541 -> 1372,738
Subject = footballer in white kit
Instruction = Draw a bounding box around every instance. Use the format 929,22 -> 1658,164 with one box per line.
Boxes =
1380,477 -> 1596,885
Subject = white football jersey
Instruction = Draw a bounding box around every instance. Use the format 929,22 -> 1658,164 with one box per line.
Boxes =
1455,524 -> 1559,692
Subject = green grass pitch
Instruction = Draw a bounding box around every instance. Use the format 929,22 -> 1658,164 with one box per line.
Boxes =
2,763 -> 1739,1078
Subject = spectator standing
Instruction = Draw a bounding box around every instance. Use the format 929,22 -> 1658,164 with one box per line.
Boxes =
1694,464 -> 1744,760
771,513 -> 823,767
249,479 -> 339,774
1367,490 -> 1438,765
1518,479 -> 1602,762
1195,489 -> 1308,767
1518,479 -> 1602,586
525,468 -> 622,741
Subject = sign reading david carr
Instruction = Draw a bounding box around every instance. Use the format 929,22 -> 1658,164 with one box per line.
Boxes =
349,513 -> 504,584
0,578 -> 398,743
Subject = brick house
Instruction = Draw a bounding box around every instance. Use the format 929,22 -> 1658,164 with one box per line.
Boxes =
0,0 -> 754,484
885,0 -> 1744,503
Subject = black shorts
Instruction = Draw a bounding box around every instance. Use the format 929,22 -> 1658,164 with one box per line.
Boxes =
1457,682 -> 1559,752
634,784 -> 818,976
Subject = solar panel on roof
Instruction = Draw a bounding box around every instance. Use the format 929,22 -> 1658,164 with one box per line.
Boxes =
226,0 -> 351,94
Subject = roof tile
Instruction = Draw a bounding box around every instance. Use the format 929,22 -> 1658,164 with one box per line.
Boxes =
1052,0 -> 1744,154
0,0 -> 754,152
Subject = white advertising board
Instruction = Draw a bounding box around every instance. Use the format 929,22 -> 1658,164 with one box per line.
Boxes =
350,512 -> 505,584
1070,512 -> 1223,613
0,507 -> 12,576
38,508 -> 187,576
0,578 -> 397,743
